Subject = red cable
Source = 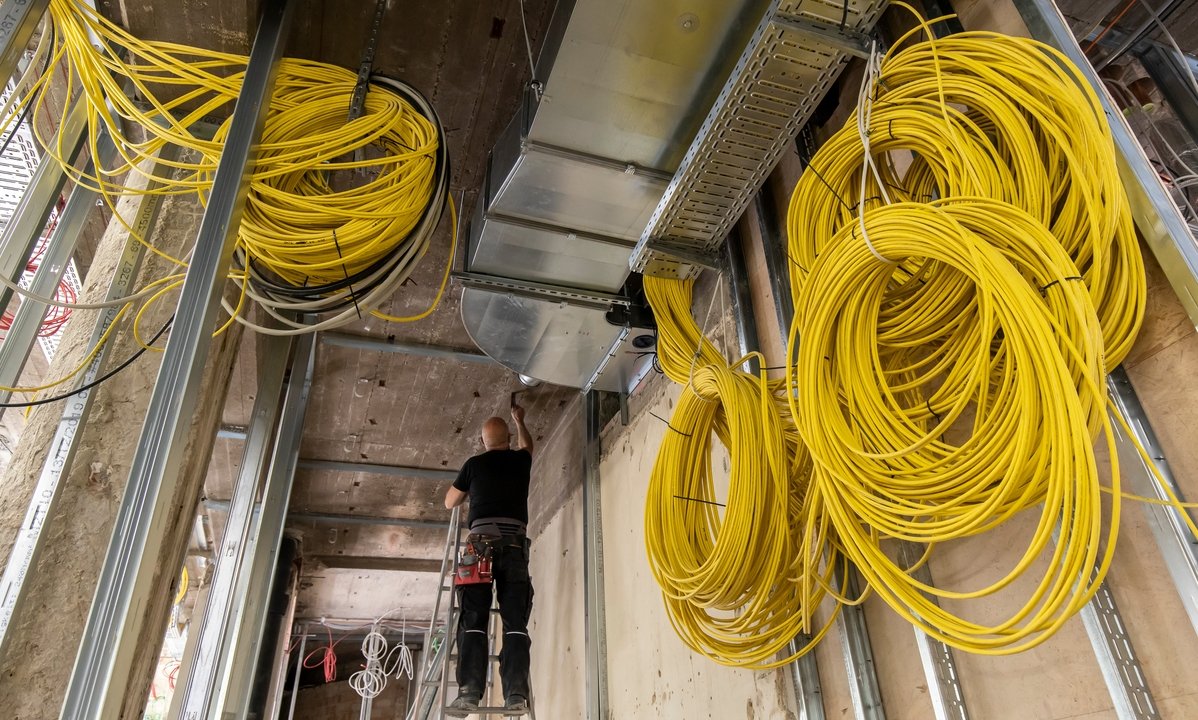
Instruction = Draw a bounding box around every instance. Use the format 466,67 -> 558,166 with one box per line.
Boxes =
1085,0 -> 1138,53
302,626 -> 344,683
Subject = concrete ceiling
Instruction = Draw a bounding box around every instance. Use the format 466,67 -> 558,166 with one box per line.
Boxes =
98,0 -> 579,626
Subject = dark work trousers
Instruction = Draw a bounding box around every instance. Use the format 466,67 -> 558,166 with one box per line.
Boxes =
456,536 -> 534,701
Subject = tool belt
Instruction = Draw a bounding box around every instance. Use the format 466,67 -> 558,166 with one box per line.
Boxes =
454,518 -> 529,587
455,539 -> 493,586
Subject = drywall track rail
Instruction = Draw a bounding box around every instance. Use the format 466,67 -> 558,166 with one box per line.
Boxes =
631,0 -> 888,278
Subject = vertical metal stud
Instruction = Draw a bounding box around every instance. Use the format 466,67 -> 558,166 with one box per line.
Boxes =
175,333 -> 293,717
59,1 -> 294,716
725,234 -> 825,720
1079,582 -> 1162,719
0,134 -> 114,408
583,389 -> 608,720
895,542 -> 970,720
0,0 -> 51,87
1107,368 -> 1198,635
0,98 -> 88,313
224,334 -> 316,716
0,147 -> 177,655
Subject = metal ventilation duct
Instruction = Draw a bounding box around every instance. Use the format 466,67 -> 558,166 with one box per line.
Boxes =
462,0 -> 885,392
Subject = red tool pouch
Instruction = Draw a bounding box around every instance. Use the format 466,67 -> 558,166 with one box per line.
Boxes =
454,541 -> 493,586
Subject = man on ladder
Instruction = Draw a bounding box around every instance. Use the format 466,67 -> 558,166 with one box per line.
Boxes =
443,403 -> 535,717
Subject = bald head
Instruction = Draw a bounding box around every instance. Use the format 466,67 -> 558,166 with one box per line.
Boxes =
481,417 -> 510,450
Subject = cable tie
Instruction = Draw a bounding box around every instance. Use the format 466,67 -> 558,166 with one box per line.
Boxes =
1038,276 -> 1084,296
927,399 -> 942,425
673,495 -> 726,508
649,411 -> 693,437
888,119 -> 895,141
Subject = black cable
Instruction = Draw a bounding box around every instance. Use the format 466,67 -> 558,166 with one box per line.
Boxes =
0,315 -> 174,408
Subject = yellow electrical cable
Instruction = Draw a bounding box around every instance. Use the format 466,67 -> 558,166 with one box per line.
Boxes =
642,276 -> 840,669
23,0 -> 448,337
371,194 -> 457,324
641,4 -> 1185,665
0,305 -> 129,394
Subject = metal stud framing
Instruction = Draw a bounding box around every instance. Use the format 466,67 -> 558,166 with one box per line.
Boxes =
0,0 -> 51,88
0,135 -> 114,408
60,1 -> 294,715
0,98 -> 88,314
224,337 -> 316,716
1107,368 -> 1198,634
583,390 -> 609,720
895,542 -> 970,720
0,148 -> 177,655
176,333 -> 293,717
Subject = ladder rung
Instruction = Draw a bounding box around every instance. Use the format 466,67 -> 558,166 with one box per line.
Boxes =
443,707 -> 528,716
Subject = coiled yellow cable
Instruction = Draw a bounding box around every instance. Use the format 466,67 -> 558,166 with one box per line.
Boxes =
1,0 -> 451,339
642,6 -> 1171,666
643,276 -> 840,669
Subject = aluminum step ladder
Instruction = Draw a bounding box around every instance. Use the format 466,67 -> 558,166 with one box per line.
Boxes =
408,507 -> 537,720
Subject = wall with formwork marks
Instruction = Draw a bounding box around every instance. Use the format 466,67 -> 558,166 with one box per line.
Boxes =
529,1 -> 1198,718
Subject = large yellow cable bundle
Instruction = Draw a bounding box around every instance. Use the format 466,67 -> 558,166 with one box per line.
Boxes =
642,7 -> 1154,665
643,276 -> 840,668
787,28 -> 1144,364
783,19 -> 1142,653
15,0 -> 450,335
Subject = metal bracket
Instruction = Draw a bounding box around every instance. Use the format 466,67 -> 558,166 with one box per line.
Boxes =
348,0 -> 388,121
453,270 -> 631,309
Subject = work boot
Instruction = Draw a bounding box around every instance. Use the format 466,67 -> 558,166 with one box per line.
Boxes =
446,692 -> 481,717
504,694 -> 529,716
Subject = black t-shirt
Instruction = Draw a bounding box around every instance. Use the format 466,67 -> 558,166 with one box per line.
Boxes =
452,448 -> 533,526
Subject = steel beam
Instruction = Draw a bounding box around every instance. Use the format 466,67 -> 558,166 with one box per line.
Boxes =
223,333 -> 315,718
0,98 -> 88,313
0,0 -> 50,87
320,330 -> 493,364
176,333 -> 292,718
60,1 -> 294,716
0,135 -> 114,408
583,390 -> 608,720
0,148 -> 176,656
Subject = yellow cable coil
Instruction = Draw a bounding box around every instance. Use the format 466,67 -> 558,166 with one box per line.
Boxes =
11,1 -> 451,335
784,25 -> 1139,653
642,9 -> 1156,665
642,276 -> 841,669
